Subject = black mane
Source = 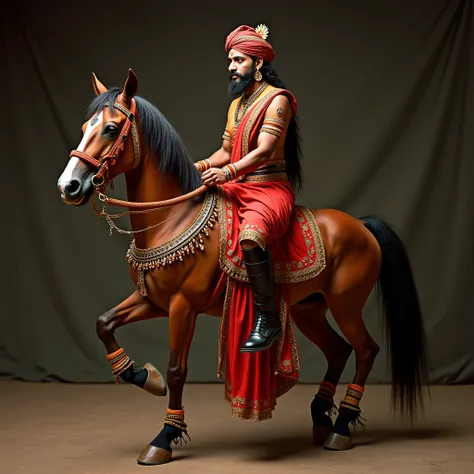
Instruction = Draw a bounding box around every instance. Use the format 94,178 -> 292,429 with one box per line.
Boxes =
86,88 -> 202,194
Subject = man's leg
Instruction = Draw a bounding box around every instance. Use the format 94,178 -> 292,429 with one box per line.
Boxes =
240,237 -> 281,353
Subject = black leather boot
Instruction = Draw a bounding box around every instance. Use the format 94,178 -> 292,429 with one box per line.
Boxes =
240,245 -> 281,353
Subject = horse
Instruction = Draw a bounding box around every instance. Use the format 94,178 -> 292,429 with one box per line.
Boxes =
56,69 -> 429,466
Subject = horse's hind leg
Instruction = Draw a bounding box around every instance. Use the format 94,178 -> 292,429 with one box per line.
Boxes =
291,294 -> 353,445
323,277 -> 380,450
96,290 -> 168,397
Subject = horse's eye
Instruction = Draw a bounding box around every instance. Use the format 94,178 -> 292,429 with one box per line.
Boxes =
103,124 -> 118,136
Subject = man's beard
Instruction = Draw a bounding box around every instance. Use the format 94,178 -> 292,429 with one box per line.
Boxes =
228,64 -> 256,99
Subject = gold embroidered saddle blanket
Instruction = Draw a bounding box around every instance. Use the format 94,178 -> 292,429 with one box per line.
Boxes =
216,190 -> 326,284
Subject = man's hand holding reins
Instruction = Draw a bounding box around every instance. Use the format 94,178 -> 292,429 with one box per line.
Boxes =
201,167 -> 228,186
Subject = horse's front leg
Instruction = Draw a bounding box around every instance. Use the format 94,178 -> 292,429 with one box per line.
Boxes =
96,290 -> 168,397
137,294 -> 198,466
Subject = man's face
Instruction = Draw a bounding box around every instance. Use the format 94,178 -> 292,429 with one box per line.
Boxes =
227,49 -> 255,97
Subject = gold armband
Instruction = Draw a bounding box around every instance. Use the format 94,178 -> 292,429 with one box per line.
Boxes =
222,129 -> 233,143
260,116 -> 286,139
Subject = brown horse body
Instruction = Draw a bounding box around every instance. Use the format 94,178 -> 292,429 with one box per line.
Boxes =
57,70 -> 428,465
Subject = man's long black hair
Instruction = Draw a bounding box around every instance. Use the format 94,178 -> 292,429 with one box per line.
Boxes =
254,59 -> 303,194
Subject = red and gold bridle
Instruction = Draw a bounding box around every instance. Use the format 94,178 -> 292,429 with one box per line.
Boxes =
69,99 -> 141,187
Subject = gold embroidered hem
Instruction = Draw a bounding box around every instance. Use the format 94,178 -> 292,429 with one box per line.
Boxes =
239,228 -> 266,250
230,406 -> 274,421
275,294 -> 300,376
224,389 -> 276,421
274,206 -> 327,284
217,276 -> 233,378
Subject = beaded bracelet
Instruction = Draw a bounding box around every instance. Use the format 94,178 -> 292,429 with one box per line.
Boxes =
222,164 -> 238,182
222,166 -> 233,182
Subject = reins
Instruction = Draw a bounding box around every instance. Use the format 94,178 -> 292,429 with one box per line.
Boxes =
94,184 -> 209,211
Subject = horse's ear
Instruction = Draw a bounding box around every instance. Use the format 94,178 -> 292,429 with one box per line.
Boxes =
121,68 -> 139,104
92,72 -> 108,96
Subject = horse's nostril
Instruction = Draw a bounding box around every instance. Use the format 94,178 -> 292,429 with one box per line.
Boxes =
65,179 -> 82,197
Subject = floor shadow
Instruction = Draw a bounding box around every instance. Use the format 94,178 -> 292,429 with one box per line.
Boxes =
247,435 -> 322,461
188,433 -> 321,462
352,426 -> 465,448
107,425 -> 467,462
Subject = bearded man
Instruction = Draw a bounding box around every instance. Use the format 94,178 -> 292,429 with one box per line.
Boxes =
194,24 -> 303,354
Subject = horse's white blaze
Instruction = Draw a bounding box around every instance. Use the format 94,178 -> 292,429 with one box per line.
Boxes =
57,111 -> 103,192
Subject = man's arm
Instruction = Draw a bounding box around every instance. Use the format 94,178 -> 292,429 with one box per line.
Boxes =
231,94 -> 291,177
204,136 -> 233,169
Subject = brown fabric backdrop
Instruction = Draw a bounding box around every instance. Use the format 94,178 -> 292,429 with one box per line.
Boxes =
2,0 -> 473,384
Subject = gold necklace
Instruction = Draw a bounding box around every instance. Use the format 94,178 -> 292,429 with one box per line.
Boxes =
234,82 -> 268,130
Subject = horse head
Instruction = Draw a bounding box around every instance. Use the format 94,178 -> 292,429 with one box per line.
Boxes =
57,69 -> 140,205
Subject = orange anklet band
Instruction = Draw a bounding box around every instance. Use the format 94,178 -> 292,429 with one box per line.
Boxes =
105,348 -> 134,381
348,383 -> 365,393
340,384 -> 365,412
106,348 -> 125,360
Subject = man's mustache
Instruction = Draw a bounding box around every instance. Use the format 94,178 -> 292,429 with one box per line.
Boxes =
230,72 -> 244,80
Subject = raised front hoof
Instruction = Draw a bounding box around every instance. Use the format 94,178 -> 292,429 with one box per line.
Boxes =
137,445 -> 172,465
312,424 -> 333,446
143,362 -> 167,397
323,432 -> 352,451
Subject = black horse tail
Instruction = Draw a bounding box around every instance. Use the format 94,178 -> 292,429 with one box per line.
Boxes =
360,216 -> 429,420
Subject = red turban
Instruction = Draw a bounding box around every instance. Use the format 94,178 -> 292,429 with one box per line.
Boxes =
225,25 -> 275,63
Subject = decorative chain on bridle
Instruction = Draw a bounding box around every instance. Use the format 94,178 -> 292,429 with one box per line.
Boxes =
91,198 -> 190,236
